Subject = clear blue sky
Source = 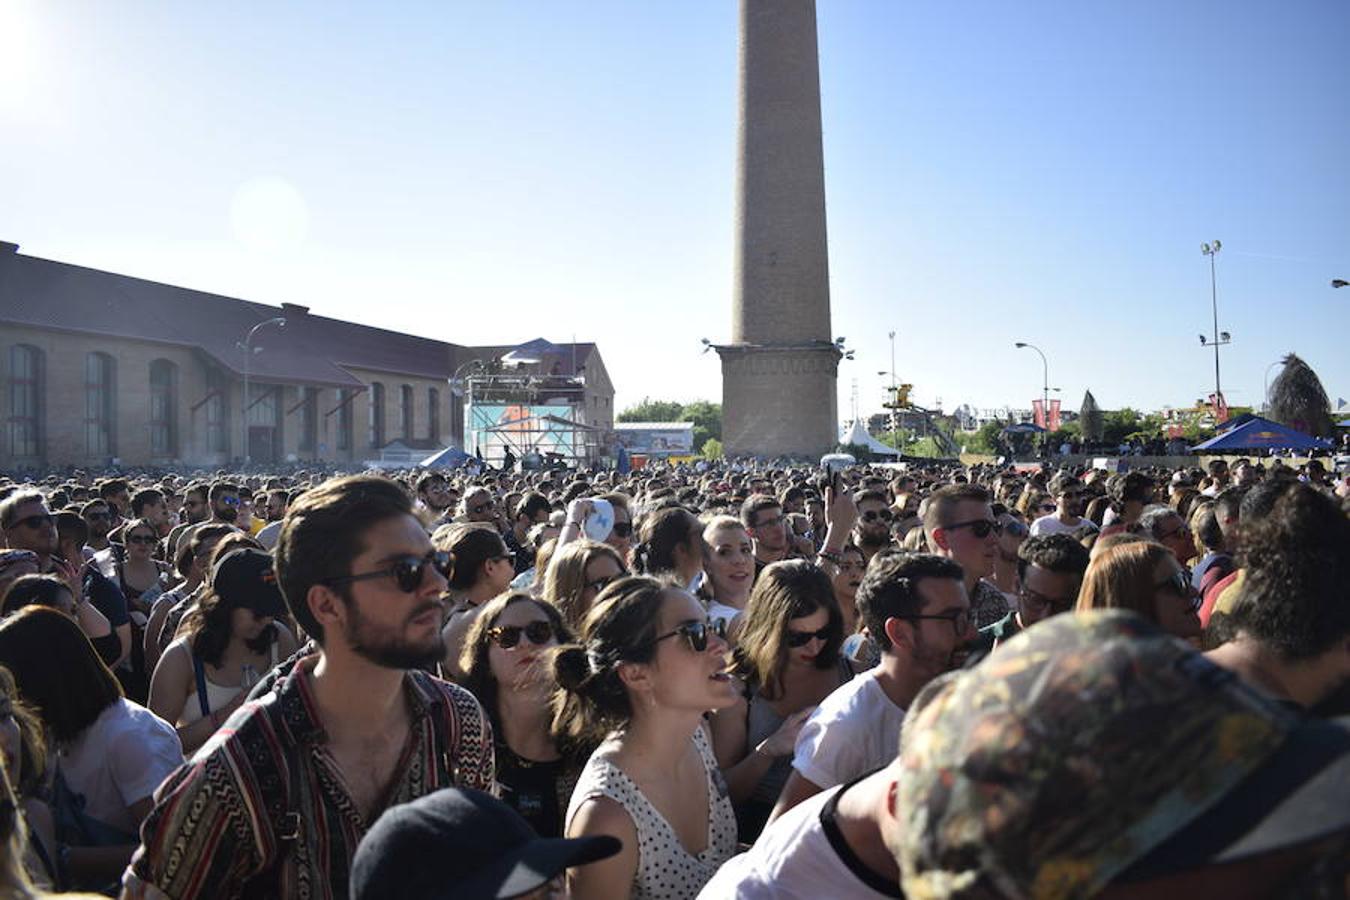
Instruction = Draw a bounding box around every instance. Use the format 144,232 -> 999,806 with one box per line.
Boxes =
4,1 -> 1347,421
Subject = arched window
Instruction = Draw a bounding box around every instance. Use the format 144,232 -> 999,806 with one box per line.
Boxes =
84,352 -> 116,458
205,367 -> 229,454
369,382 -> 386,448
8,345 -> 43,458
299,387 -> 319,455
428,387 -> 440,444
336,389 -> 353,452
400,384 -> 414,440
149,359 -> 178,457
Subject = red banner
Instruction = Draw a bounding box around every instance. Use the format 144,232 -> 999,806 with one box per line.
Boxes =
1048,399 -> 1062,432
1032,399 -> 1046,430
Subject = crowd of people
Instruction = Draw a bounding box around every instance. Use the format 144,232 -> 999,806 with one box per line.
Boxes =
0,451 -> 1345,898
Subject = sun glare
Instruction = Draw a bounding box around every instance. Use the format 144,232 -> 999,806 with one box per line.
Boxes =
229,176 -> 311,255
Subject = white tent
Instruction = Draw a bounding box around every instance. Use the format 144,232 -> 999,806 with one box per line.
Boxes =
838,419 -> 901,458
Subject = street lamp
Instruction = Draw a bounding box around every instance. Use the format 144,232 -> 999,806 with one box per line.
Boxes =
1263,359 -> 1283,414
449,358 -> 487,451
1013,341 -> 1049,428
236,317 -> 286,465
1199,241 -> 1230,408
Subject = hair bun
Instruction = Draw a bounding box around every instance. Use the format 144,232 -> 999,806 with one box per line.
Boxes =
552,644 -> 591,692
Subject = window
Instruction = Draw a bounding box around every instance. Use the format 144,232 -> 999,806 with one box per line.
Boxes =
149,359 -> 178,457
337,389 -> 353,451
205,367 -> 229,454
428,388 -> 440,443
84,352 -> 115,457
369,382 -> 385,448
8,345 -> 43,458
300,387 -> 319,454
400,384 -> 414,440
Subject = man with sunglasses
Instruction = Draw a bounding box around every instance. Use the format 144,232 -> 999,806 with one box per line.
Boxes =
81,497 -> 116,555
207,481 -> 243,526
851,489 -> 895,563
125,475 -> 495,900
768,551 -> 973,826
1029,473 -> 1097,538
460,486 -> 499,526
923,484 -> 1010,629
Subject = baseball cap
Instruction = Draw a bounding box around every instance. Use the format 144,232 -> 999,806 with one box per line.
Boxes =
351,788 -> 622,900
897,610 -> 1350,898
210,548 -> 287,618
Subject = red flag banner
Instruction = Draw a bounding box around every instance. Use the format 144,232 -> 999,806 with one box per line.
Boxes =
1048,399 -> 1062,432
1032,399 -> 1046,430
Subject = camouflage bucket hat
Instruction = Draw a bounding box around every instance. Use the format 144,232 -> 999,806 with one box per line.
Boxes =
897,610 -> 1301,900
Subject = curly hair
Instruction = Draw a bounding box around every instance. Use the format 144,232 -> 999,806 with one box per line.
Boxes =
1232,485 -> 1350,660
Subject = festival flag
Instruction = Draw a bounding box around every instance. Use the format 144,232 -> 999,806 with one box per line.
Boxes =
1032,399 -> 1046,430
1048,399 -> 1062,432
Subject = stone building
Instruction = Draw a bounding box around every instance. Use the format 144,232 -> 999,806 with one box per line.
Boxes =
0,241 -> 612,470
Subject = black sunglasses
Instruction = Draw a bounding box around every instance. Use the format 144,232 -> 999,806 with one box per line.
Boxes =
470,502 -> 494,515
648,618 -> 727,653
786,626 -> 832,647
5,514 -> 52,531
610,521 -> 633,538
488,620 -> 555,650
126,534 -> 158,545
324,550 -> 451,594
861,509 -> 894,522
944,518 -> 1001,538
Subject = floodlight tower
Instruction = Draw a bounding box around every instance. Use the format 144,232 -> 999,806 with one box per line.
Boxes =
1199,240 -> 1230,407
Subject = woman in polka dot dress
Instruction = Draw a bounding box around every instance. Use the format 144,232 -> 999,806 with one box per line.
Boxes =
553,576 -> 740,899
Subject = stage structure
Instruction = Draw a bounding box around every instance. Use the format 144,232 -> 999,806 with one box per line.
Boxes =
458,357 -> 603,468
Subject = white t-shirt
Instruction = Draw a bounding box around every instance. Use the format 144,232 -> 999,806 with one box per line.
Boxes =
790,672 -> 905,792
1028,514 -> 1096,537
696,779 -> 901,899
59,698 -> 184,835
254,520 -> 283,551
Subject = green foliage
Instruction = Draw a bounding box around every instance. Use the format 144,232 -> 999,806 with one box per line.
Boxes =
617,398 -> 685,423
1080,391 -> 1104,441
701,438 -> 724,460
617,398 -> 722,453
1268,353 -> 1334,436
963,421 -> 1004,455
839,443 -> 875,463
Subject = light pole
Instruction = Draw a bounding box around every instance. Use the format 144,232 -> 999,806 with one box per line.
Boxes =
1199,241 -> 1230,408
236,317 -> 286,465
1013,341 -> 1049,424
449,358 -> 487,451
879,329 -> 898,445
1263,359 -> 1283,414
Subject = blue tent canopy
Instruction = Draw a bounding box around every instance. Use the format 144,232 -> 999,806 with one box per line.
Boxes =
419,446 -> 473,469
1191,416 -> 1334,452
1003,422 -> 1045,434
1216,411 -> 1259,432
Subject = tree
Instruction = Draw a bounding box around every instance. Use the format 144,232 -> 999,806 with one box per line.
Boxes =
617,398 -> 685,423
1268,353 -> 1334,436
701,438 -> 724,460
616,398 -> 723,454
1080,391 -> 1104,442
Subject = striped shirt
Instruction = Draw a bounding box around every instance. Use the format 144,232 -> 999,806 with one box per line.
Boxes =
123,653 -> 494,900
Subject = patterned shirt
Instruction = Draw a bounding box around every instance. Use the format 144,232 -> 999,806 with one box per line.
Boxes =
123,654 -> 494,900
970,579 -> 1012,631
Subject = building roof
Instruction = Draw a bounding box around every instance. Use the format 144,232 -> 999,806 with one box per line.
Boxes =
0,246 -> 451,386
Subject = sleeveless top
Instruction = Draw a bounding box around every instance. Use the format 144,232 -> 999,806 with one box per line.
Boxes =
745,656 -> 854,808
566,726 -> 737,900
178,641 -> 281,725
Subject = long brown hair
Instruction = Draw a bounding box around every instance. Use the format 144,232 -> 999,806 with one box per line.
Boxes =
543,541 -> 626,629
731,560 -> 843,700
1076,541 -> 1174,624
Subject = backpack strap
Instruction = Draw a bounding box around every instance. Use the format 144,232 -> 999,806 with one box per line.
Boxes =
192,652 -> 211,719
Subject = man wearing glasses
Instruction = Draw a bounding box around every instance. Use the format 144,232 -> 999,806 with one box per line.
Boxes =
125,475 -> 494,900
459,486 -> 499,526
768,551 -> 974,825
741,494 -> 793,578
81,497 -> 116,555
1029,474 -> 1097,538
923,484 -> 1010,629
964,534 -> 1090,667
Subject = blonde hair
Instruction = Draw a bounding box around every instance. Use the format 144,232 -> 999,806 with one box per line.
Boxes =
1077,541 -> 1173,624
543,540 -> 626,629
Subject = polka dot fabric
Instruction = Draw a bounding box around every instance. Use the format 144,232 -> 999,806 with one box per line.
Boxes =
566,727 -> 737,899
